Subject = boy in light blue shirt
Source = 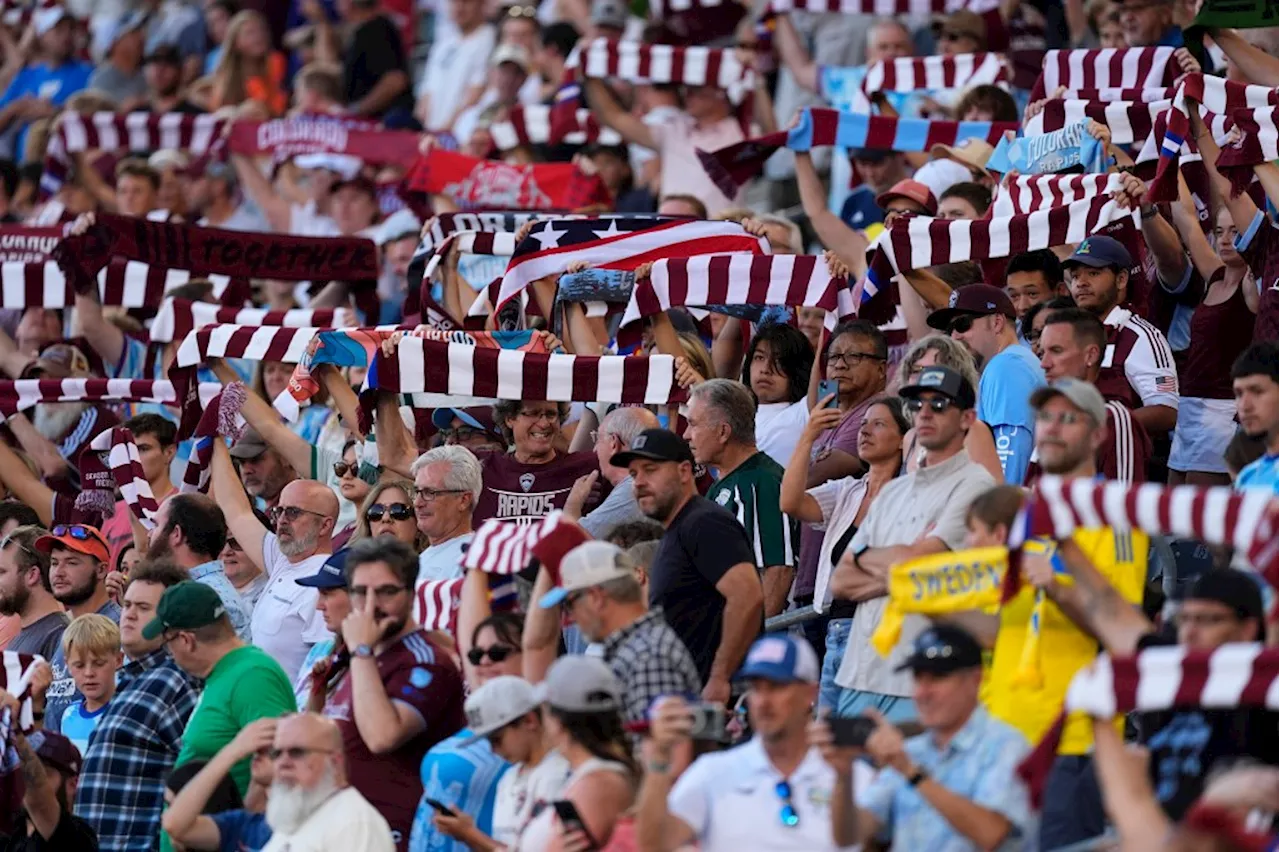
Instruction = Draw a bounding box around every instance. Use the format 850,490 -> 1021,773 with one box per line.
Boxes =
57,613 -> 123,755
1231,342 -> 1279,495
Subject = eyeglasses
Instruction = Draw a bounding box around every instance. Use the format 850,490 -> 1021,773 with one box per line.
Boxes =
518,409 -> 560,423
366,503 -> 413,523
1034,409 -> 1087,426
905,397 -> 956,414
775,780 -> 800,828
413,487 -> 464,503
268,746 -> 336,761
939,29 -> 972,41
589,430 -> 617,445
333,461 -> 357,478
442,426 -> 483,443
225,537 -> 241,551
0,532 -> 37,559
349,584 -> 408,602
826,351 -> 885,368
505,4 -> 537,17
268,506 -> 329,524
948,315 -> 979,335
467,644 -> 516,665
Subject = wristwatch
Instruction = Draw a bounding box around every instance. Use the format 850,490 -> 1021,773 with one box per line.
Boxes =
907,766 -> 929,788
353,644 -> 374,659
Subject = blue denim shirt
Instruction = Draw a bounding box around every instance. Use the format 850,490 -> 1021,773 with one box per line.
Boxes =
189,560 -> 252,642
858,706 -> 1037,851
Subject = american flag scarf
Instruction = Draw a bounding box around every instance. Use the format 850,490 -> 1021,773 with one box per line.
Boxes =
364,335 -> 688,407
0,378 -> 221,421
414,575 -> 520,636
179,382 -> 247,494
700,108 -> 1019,198
1028,46 -> 1178,102
1018,642 -> 1278,807
1148,75 -> 1279,201
463,511 -> 590,578
988,173 -> 1127,218
404,149 -> 612,212
0,258 -> 242,309
1002,477 -> 1279,604
622,254 -> 858,329
149,298 -> 355,344
495,217 -> 768,313
862,53 -> 1007,95
41,112 -> 227,197
489,105 -> 621,152
1214,105 -> 1280,198
77,427 -> 159,528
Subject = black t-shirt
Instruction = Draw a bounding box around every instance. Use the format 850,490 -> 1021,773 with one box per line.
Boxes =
1135,633 -> 1279,820
649,496 -> 759,682
343,15 -> 414,117
3,811 -> 99,852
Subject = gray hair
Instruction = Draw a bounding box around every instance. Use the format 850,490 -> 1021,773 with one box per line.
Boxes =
689,378 -> 757,445
597,574 -> 644,604
599,406 -> 659,446
411,444 -> 483,505
895,334 -> 981,395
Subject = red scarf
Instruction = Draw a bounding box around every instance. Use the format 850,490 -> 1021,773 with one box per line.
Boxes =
404,150 -> 611,212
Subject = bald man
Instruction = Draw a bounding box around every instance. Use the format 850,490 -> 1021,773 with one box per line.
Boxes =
262,713 -> 394,852
574,406 -> 661,538
211,441 -> 336,677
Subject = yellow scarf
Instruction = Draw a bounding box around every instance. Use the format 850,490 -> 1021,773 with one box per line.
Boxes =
870,546 -> 1007,656
1011,538 -> 1071,688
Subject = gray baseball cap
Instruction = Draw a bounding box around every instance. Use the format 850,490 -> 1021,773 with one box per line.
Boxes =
1030,378 -> 1107,426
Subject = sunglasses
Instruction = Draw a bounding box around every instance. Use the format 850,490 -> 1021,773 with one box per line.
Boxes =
333,461 -> 357,477
366,503 -> 413,523
225,537 -> 241,551
269,506 -> 328,524
905,397 -> 956,414
948,314 -> 979,334
467,644 -> 516,665
267,746 -> 335,761
776,780 -> 800,827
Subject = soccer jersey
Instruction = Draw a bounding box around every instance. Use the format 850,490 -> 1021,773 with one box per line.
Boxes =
1097,306 -> 1179,415
987,528 -> 1148,754
473,450 -> 600,525
706,451 -> 798,573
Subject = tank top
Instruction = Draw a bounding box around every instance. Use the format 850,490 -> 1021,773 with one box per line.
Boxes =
1182,271 -> 1256,400
514,757 -> 632,852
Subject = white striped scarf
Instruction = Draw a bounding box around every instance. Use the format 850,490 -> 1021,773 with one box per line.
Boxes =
989,173 -> 1127,218
149,298 -> 354,344
0,378 -> 222,421
489,105 -> 621,151
414,578 -> 465,634
41,112 -> 227,197
421,232 -> 517,280
0,259 -> 238,308
81,427 -> 159,528
1217,105 -> 1280,196
0,651 -> 38,734
1057,86 -> 1174,102
568,38 -> 755,101
1028,46 -> 1178,101
173,324 -> 325,369
462,511 -> 589,577
367,335 -> 687,406
862,53 -> 1007,95
769,0 -> 999,13
1025,99 -> 1170,145
180,383 -> 246,494
622,254 -> 857,328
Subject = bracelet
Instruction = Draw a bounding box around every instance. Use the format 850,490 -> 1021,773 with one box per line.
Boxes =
646,759 -> 672,774
1140,205 -> 1160,221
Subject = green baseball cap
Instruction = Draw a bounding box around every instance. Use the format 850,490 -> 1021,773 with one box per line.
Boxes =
142,581 -> 227,640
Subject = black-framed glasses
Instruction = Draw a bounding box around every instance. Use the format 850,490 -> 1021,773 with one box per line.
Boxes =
268,746 -> 336,761
467,644 -> 516,665
948,315 -> 978,335
268,506 -> 328,524
518,409 -> 560,423
776,780 -> 800,827
349,584 -> 408,602
826,351 -> 885,368
366,503 -> 413,523
905,397 -> 956,414
414,487 -> 464,503
333,461 -> 357,478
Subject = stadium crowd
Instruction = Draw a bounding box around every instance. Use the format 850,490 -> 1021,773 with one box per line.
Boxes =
0,0 -> 1275,850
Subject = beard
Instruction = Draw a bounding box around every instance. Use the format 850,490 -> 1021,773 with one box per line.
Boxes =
266,765 -> 341,835
54,573 -> 98,608
638,489 -> 678,523
146,532 -> 174,561
279,526 -> 319,558
32,401 -> 90,443
0,582 -> 29,616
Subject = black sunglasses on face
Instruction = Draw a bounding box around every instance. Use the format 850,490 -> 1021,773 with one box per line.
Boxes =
948,314 -> 978,334
467,644 -> 516,665
905,397 -> 956,414
366,503 -> 413,523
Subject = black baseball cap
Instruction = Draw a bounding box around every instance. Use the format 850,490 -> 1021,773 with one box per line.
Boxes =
1061,235 -> 1133,271
1185,568 -> 1265,626
926,284 -> 1017,331
145,43 -> 182,66
609,428 -> 693,467
899,364 -> 977,410
895,624 -> 983,675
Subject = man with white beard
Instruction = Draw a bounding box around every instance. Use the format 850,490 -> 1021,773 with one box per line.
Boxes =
262,713 -> 394,852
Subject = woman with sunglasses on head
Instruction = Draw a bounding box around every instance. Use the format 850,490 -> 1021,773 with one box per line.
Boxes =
220,508 -> 271,616
352,480 -> 427,552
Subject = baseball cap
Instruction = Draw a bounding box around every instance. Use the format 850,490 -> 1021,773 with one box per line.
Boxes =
736,634 -> 819,684
1185,568 -> 1266,626
591,0 -> 628,29
33,3 -> 66,37
876,179 -> 938,216
28,730 -> 82,777
538,542 -> 637,609
934,9 -> 987,45
461,675 -> 539,745
431,406 -> 503,442
296,549 -> 350,589
142,581 -> 228,640
899,364 -> 977,410
375,208 -> 422,247
35,524 -> 109,563
1030,378 -> 1107,427
330,173 -> 378,199
93,9 -> 147,60
229,428 -> 269,460
533,655 -> 623,713
930,138 -> 995,174
926,283 -> 1017,331
144,43 -> 182,66
894,624 -> 984,675
850,147 -> 893,164
294,153 -> 362,179
608,428 -> 694,467
490,43 -> 531,73
1061,235 -> 1133,271
34,342 -> 91,378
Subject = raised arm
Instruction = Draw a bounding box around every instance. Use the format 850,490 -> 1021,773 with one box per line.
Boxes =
1187,106 -> 1261,234
0,438 -> 54,525
781,407 -> 843,523
583,78 -> 658,151
8,413 -> 69,480
374,390 -> 418,478
75,290 -> 126,371
771,13 -> 819,93
1171,173 -> 1225,283
795,151 -> 868,267
230,153 -> 292,232
0,322 -> 33,377
209,359 -> 312,476
1210,29 -> 1280,86
520,563 -> 560,685
7,692 -> 61,841
1056,538 -> 1152,655
210,439 -> 270,574
317,364 -> 363,436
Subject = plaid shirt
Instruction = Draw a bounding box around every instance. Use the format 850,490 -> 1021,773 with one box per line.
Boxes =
603,608 -> 703,725
75,649 -> 201,852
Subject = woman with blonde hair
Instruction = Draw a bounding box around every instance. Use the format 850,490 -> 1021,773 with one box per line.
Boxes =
351,479 -> 427,552
210,10 -> 286,115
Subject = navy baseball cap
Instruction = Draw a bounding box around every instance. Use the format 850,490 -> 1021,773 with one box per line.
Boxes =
735,635 -> 819,684
1061,235 -> 1132,270
296,549 -> 350,589
895,625 -> 984,675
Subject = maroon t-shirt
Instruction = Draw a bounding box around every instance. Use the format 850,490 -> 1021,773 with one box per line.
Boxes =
1182,269 -> 1256,400
1237,211 -> 1278,343
473,450 -> 602,525
323,630 -> 465,852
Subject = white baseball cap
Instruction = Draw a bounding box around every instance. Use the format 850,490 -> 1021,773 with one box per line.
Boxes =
538,541 -> 636,609
461,676 -> 538,745
293,153 -> 362,179
533,655 -> 622,714
33,4 -> 67,37
375,208 -> 422,247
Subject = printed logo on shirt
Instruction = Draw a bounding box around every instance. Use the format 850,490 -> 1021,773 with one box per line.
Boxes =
493,487 -> 570,523
715,490 -> 731,506
1155,375 -> 1178,393
519,473 -> 535,493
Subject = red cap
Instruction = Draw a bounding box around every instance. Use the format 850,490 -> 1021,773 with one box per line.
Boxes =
876,179 -> 938,216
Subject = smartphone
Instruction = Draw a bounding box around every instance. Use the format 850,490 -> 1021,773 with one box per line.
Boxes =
829,715 -> 877,748
818,378 -> 840,408
553,800 -> 597,849
424,798 -> 458,817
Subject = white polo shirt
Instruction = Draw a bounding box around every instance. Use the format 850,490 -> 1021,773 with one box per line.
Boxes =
252,533 -> 332,680
261,785 -> 394,851
668,736 -> 870,852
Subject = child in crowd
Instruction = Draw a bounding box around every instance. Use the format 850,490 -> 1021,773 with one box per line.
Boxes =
58,613 -> 123,754
963,484 -> 1024,548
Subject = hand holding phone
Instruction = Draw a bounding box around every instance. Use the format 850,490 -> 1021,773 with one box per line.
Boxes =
424,797 -> 458,817
828,715 -> 877,748
553,800 -> 597,850
817,378 -> 839,409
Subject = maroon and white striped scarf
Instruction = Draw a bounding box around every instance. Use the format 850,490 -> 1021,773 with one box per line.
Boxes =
149,298 -> 354,344
224,117 -> 421,166
0,378 -> 221,421
863,53 -> 1007,95
622,254 -> 856,329
489,105 -> 621,152
365,335 -> 687,407
0,225 -> 62,263
567,38 -> 755,101
1019,642 -> 1278,807
77,427 -> 159,528
1055,86 -> 1174,102
769,0 -> 997,14
1025,98 -> 1170,145
179,383 -> 246,494
173,324 -> 326,370
1028,46 -> 1178,101
415,578 -> 465,634
1214,105 -> 1279,197
420,232 -> 517,280
0,259 -> 242,309
463,511 -> 591,579
989,173 -> 1127,218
